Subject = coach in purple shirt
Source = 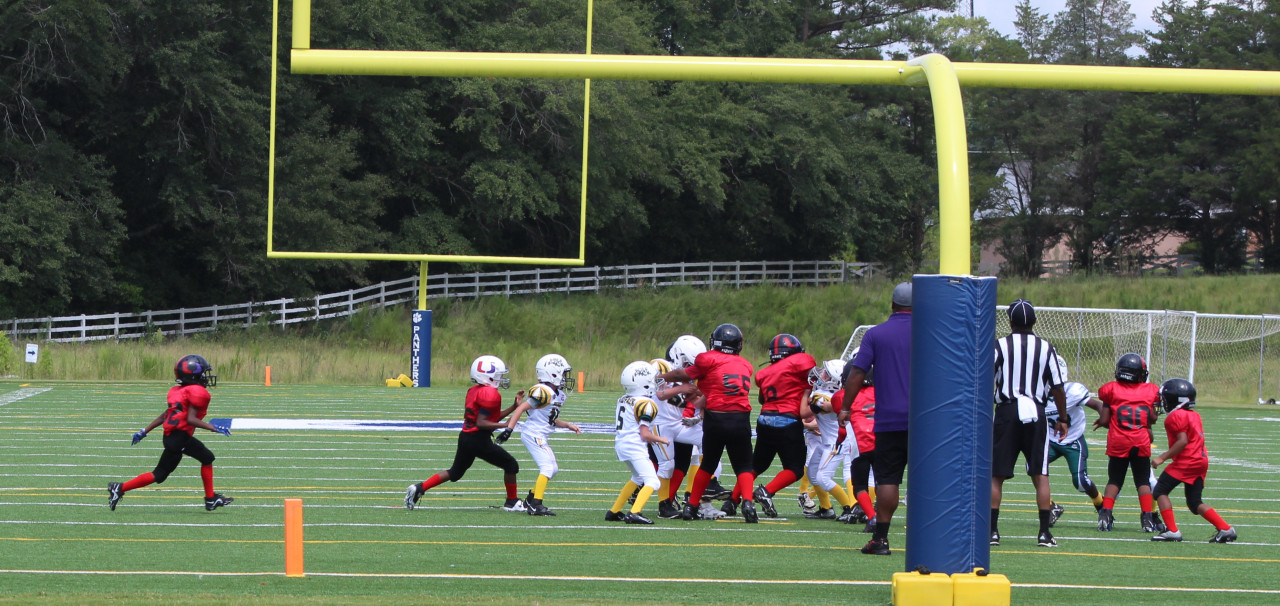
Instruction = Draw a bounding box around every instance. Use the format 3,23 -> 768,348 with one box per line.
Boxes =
840,281 -> 911,556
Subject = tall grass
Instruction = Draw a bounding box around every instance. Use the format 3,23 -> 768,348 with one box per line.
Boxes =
5,273 -> 1279,388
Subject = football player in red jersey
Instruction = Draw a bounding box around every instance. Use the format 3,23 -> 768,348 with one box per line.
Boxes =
1094,353 -> 1161,532
405,355 -> 526,512
741,333 -> 817,518
657,323 -> 759,523
844,361 -> 877,532
108,354 -> 232,511
1149,379 -> 1237,543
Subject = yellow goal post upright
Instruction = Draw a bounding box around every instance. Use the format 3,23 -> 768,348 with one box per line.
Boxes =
269,0 -> 1280,583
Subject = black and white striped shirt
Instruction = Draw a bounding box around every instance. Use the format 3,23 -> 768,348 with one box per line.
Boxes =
994,332 -> 1065,406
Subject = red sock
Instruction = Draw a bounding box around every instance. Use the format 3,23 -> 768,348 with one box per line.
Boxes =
505,482 -> 518,500
669,469 -> 686,500
421,474 -> 445,491
1201,507 -> 1230,531
736,472 -> 755,502
122,473 -> 155,492
764,469 -> 798,495
731,482 -> 743,502
856,490 -> 875,514
1160,508 -> 1179,532
1103,496 -> 1116,510
688,469 -> 712,505
200,465 -> 215,498
1138,493 -> 1153,513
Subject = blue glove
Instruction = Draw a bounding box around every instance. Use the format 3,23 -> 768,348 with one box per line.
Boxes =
212,424 -> 232,437
131,429 -> 147,445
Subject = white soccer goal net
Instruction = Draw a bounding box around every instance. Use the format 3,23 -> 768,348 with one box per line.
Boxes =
841,307 -> 1280,405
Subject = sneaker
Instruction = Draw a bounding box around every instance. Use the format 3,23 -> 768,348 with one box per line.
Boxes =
1037,530 -> 1057,547
753,486 -> 777,518
525,498 -> 556,516
1049,501 -> 1064,527
706,478 -> 732,500
502,498 -> 527,512
860,537 -> 891,555
1140,511 -> 1156,533
740,500 -> 758,523
623,512 -> 654,525
681,502 -> 702,521
204,493 -> 233,511
605,510 -> 625,522
1097,508 -> 1114,532
698,501 -> 727,520
806,507 -> 837,520
720,498 -> 738,517
849,503 -> 868,524
862,519 -> 876,534
107,482 -> 123,511
404,483 -> 422,510
658,499 -> 681,519
1209,527 -> 1238,543
1152,529 -> 1183,542
798,492 -> 818,515
837,506 -> 856,523
989,530 -> 1000,546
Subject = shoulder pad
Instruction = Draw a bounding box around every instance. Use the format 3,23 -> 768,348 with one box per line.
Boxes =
527,384 -> 554,408
634,399 -> 658,423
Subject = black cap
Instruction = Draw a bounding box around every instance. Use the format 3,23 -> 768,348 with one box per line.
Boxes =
1008,299 -> 1036,326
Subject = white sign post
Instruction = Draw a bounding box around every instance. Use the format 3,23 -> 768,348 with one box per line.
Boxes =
24,344 -> 37,364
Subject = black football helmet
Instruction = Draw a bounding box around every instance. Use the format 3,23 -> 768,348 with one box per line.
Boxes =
1160,378 -> 1196,412
175,354 -> 217,387
1114,353 -> 1148,383
710,323 -> 744,355
768,334 -> 805,363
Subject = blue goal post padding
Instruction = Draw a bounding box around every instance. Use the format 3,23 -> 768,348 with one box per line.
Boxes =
905,274 -> 997,574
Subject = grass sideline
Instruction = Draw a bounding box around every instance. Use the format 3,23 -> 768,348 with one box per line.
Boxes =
1,381 -> 1279,605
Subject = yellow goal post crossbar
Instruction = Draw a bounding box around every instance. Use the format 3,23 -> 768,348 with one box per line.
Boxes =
274,0 -> 1280,276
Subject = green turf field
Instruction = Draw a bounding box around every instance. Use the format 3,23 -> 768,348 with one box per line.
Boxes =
1,381 -> 1278,605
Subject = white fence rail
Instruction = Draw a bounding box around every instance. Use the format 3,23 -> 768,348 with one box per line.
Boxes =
2,260 -> 880,343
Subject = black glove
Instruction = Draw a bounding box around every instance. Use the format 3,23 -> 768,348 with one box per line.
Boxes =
495,427 -> 513,444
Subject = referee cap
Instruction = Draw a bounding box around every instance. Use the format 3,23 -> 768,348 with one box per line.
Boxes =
1008,298 -> 1037,326
892,282 -> 912,307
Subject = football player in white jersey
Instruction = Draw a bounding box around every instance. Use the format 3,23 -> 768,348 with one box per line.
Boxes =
605,361 -> 671,524
1044,355 -> 1107,526
802,359 -> 859,520
498,354 -> 581,516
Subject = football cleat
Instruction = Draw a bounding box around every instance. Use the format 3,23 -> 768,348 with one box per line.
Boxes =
623,512 -> 654,525
862,519 -> 876,534
860,537 -> 891,556
698,502 -> 727,520
204,493 -> 233,511
740,499 -> 758,523
605,510 -> 625,522
404,484 -> 422,510
107,482 -> 123,511
1037,530 -> 1057,547
1209,527 -> 1238,543
1154,517 -> 1168,533
989,530 -> 1000,546
1097,508 -> 1114,532
849,503 -> 868,524
798,492 -> 818,515
720,498 -> 738,517
502,498 -> 527,512
681,502 -> 702,521
525,498 -> 556,516
1152,529 -> 1183,542
1048,501 -> 1064,527
806,507 -> 837,520
1140,511 -> 1157,532
705,478 -> 732,500
658,499 -> 681,519
754,486 -> 777,518
837,506 -> 857,523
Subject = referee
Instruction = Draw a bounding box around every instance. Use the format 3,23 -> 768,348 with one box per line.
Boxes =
991,299 -> 1069,548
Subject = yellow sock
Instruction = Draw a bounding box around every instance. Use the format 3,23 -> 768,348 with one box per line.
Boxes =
829,485 -> 854,508
1092,493 -> 1105,508
630,486 -> 656,514
534,474 -> 550,500
798,469 -> 811,495
684,464 -> 701,493
869,487 -> 876,504
659,477 -> 671,502
846,479 -> 854,497
611,481 -> 638,513
815,487 -> 832,509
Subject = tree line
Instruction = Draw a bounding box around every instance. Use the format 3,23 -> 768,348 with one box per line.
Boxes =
2,0 -> 1277,318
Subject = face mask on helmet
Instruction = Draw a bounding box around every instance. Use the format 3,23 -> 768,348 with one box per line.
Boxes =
768,334 -> 805,363
1115,353 -> 1148,383
535,354 -> 574,390
621,361 -> 656,396
470,355 -> 511,389
710,323 -> 743,355
667,335 -> 707,369
174,354 -> 217,388
1159,378 -> 1196,413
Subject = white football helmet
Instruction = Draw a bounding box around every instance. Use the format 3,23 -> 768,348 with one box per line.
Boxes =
808,358 -> 845,392
621,360 -> 656,397
535,353 -> 574,390
667,335 -> 707,369
470,355 -> 511,389
1054,354 -> 1070,383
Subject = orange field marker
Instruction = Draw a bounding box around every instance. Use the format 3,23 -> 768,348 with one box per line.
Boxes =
284,498 -> 304,577
577,371 -> 584,393
265,366 -> 272,387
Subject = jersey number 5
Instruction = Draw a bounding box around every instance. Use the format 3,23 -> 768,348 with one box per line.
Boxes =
722,374 -> 750,396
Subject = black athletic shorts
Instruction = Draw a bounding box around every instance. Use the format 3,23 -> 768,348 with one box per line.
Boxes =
872,430 -> 908,485
992,403 -> 1049,478
700,411 -> 754,476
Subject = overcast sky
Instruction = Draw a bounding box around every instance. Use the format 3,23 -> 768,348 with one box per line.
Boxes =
973,0 -> 1163,37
